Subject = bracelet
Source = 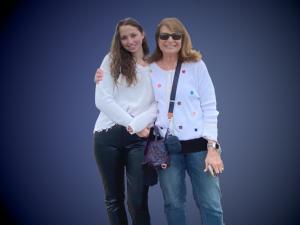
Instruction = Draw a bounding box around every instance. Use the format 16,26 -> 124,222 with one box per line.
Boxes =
207,142 -> 222,154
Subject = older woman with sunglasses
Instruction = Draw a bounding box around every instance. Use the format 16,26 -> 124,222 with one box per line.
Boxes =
148,18 -> 224,225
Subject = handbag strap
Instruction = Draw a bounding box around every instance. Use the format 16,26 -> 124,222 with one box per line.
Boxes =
167,61 -> 182,120
153,125 -> 161,140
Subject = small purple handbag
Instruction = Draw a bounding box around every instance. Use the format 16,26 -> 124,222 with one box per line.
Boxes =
143,126 -> 170,169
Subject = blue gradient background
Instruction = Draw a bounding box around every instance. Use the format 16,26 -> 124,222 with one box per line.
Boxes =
1,0 -> 299,225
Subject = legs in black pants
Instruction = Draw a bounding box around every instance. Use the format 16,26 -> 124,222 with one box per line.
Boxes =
94,125 -> 151,225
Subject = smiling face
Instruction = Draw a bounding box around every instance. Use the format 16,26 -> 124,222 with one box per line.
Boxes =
158,25 -> 182,56
119,25 -> 144,54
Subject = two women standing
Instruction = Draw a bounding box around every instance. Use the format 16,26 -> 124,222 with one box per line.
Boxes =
94,17 -> 224,225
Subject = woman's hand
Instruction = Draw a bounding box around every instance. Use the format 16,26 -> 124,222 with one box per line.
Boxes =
94,68 -> 104,83
136,128 -> 150,138
127,126 -> 150,138
204,146 -> 224,176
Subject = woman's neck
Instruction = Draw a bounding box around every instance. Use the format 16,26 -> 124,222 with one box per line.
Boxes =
133,48 -> 146,66
157,54 -> 178,70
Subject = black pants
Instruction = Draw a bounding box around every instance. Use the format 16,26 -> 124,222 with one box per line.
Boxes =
94,125 -> 151,225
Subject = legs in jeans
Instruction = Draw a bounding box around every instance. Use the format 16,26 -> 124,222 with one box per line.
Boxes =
158,153 -> 187,225
186,151 -> 223,225
158,151 -> 224,225
94,125 -> 151,225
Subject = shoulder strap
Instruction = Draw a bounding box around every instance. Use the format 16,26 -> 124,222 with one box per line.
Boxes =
168,62 -> 182,120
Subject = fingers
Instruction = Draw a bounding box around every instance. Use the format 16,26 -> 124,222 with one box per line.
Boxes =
127,125 -> 133,133
143,128 -> 150,137
208,165 -> 215,177
213,165 -> 221,174
138,128 -> 150,138
94,68 -> 104,83
136,128 -> 150,138
212,161 -> 224,175
204,161 -> 224,176
204,161 -> 209,172
220,163 -> 224,173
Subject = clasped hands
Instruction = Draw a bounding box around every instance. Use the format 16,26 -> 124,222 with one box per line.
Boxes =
127,126 -> 150,138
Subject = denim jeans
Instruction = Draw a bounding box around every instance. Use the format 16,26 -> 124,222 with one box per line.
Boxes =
158,151 -> 224,225
94,125 -> 151,225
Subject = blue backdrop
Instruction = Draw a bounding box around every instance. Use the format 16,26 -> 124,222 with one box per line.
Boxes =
1,0 -> 299,225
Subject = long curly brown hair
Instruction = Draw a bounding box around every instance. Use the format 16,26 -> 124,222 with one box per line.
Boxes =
110,18 -> 149,86
149,18 -> 201,63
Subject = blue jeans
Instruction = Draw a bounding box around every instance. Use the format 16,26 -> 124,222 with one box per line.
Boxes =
158,151 -> 223,225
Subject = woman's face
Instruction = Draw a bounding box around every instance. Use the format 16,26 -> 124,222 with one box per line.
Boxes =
158,26 -> 182,56
119,25 -> 144,54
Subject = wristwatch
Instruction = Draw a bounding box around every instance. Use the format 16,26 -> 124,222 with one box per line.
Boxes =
207,142 -> 222,154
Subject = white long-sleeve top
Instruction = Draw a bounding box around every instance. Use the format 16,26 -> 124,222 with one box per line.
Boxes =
94,54 -> 157,133
149,60 -> 219,141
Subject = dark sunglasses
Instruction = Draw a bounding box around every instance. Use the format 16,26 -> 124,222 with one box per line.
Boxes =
159,32 -> 183,40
